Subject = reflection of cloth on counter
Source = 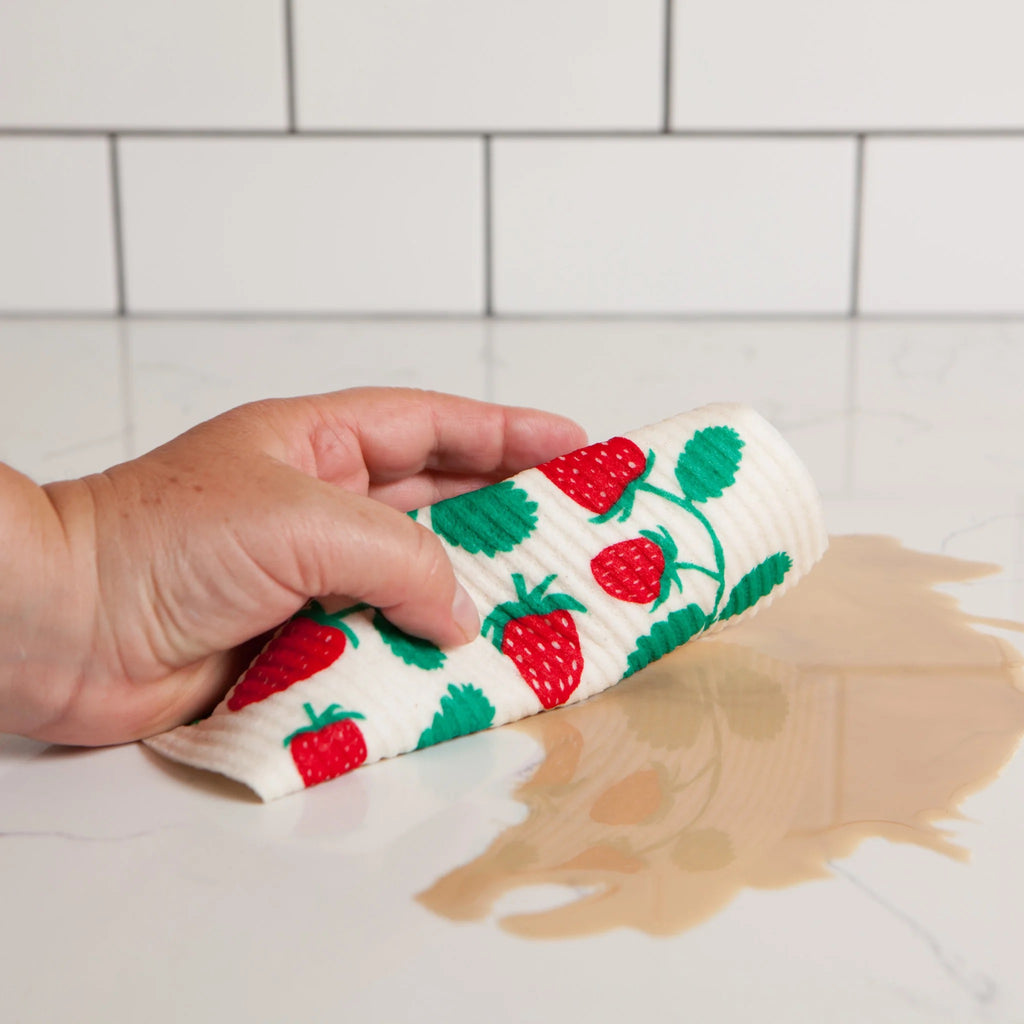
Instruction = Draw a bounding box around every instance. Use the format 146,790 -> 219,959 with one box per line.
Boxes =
145,404 -> 827,801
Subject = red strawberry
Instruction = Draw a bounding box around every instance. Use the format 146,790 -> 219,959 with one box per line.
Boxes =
228,601 -> 360,712
284,702 -> 367,787
537,437 -> 649,521
590,525 -> 682,612
482,574 -> 587,709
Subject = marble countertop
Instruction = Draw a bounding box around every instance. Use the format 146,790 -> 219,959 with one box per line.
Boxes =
1,317 -> 1023,1023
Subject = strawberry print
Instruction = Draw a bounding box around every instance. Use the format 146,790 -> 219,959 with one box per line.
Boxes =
537,437 -> 649,521
590,525 -> 684,612
482,574 -> 587,710
284,702 -> 367,787
227,601 -> 360,712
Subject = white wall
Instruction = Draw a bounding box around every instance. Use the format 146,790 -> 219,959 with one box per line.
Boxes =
2,0 -> 1023,315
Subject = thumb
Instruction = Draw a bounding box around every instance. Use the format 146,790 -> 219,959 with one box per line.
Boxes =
260,464 -> 480,648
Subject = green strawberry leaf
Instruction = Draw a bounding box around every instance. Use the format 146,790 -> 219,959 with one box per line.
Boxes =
373,611 -> 446,670
430,480 -> 538,557
674,426 -> 745,503
416,683 -> 496,749
718,552 -> 792,622
623,603 -> 707,679
425,481 -> 536,561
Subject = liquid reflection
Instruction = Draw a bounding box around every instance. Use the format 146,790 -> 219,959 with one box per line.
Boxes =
418,535 -> 1024,938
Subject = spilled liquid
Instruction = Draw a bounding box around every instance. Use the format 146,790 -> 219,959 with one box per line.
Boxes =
418,535 -> 1024,939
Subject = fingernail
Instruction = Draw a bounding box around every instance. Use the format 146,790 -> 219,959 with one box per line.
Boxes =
451,583 -> 480,643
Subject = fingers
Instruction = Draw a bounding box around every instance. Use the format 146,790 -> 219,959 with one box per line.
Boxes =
478,401 -> 588,478
343,389 -> 588,480
257,466 -> 480,648
368,472 -> 510,511
221,387 -> 587,489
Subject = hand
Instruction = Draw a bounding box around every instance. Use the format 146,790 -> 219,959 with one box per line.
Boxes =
0,388 -> 586,746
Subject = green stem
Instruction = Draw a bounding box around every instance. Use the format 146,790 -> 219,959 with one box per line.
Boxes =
638,483 -> 727,616
673,561 -> 720,582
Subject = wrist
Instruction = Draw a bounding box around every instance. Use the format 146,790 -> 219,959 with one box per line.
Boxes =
0,467 -> 98,738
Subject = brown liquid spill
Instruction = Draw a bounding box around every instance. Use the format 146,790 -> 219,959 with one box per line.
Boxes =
418,535 -> 1024,939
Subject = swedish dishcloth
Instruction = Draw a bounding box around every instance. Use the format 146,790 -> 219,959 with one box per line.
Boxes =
145,403 -> 827,801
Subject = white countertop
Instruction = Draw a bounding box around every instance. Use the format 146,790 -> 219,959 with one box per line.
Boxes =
2,317 -> 1023,1023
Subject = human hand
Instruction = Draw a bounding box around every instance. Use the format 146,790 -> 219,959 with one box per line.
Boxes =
0,388 -> 585,746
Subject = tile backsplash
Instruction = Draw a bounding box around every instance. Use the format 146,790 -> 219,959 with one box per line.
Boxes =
2,0 -> 1023,316
118,137 -> 484,313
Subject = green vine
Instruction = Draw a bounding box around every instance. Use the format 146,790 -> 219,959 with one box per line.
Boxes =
607,426 -> 792,627
634,484 -> 728,616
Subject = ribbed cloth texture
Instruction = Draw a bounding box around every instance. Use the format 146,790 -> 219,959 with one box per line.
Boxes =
145,404 -> 827,801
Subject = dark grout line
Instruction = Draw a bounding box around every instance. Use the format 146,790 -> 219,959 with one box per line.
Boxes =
107,134 -> 128,316
487,311 -> 856,322
0,127 -> 483,138
662,0 -> 674,133
462,311 -> 1024,321
836,311 -> 1024,320
8,127 -> 1024,139
66,311 -> 493,322
482,135 -> 494,316
0,311 -> 126,321
283,0 -> 298,132
0,310 -> 854,323
848,134 -> 866,317
3,311 -> 1024,324
486,311 -> 1024,321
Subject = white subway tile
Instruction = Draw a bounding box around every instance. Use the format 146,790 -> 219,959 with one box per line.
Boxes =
672,1 -> 1024,129
859,139 -> 1024,314
493,138 -> 855,314
128,320 -> 488,455
294,0 -> 662,129
0,138 -> 116,313
119,138 -> 483,314
0,1 -> 285,129
0,321 -> 125,480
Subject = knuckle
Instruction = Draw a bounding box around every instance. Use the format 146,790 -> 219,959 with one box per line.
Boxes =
228,397 -> 286,423
197,398 -> 289,448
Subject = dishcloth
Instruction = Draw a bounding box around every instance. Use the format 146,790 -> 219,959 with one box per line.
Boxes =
145,403 -> 827,800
